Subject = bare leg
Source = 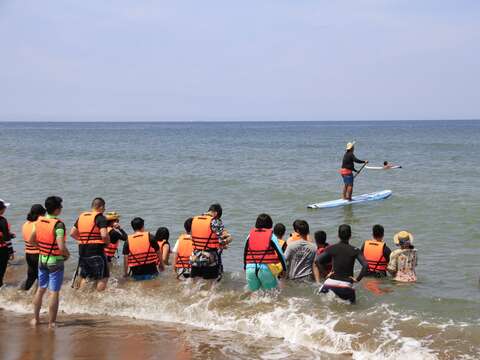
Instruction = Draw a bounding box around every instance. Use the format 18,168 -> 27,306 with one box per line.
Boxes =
48,291 -> 60,328
78,277 -> 88,289
342,184 -> 348,200
346,185 -> 353,201
96,278 -> 107,292
31,287 -> 47,326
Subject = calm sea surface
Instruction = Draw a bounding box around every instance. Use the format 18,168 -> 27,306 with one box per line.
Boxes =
0,121 -> 479,359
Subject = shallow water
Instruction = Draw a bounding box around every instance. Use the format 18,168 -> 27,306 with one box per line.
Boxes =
0,121 -> 479,359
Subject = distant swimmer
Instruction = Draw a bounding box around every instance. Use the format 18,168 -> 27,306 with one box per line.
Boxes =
123,217 -> 164,281
190,203 -> 232,281
70,198 -> 110,292
103,212 -> 127,270
172,218 -> 194,279
315,224 -> 368,304
383,161 -> 402,169
361,225 -> 391,278
0,199 -> 14,288
387,231 -> 417,283
30,196 -> 70,328
243,214 -> 286,292
340,142 -> 368,201
21,204 -> 46,291
154,227 -> 171,266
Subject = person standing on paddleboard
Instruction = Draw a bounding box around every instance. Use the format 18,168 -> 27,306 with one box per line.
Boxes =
340,142 -> 368,201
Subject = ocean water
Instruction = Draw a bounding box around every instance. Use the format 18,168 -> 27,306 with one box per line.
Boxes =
0,120 -> 479,359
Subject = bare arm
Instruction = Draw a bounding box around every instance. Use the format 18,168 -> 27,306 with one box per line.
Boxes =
157,249 -> 164,272
70,226 -> 79,241
57,236 -> 70,261
100,227 -> 110,246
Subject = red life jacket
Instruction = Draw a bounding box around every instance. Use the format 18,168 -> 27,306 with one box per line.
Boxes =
245,228 -> 279,264
316,245 -> 332,273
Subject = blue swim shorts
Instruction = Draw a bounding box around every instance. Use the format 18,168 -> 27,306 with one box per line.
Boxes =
342,174 -> 354,185
38,264 -> 64,292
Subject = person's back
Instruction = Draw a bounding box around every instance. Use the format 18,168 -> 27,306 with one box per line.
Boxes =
361,225 -> 391,277
173,218 -> 194,278
284,220 -> 316,280
273,223 -> 287,253
388,231 -> 417,283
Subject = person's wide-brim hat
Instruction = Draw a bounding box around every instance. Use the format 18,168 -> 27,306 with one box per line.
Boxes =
394,231 -> 414,245
346,141 -> 356,150
0,199 -> 11,208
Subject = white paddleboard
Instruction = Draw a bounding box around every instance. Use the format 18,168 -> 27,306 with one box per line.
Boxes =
307,190 -> 392,209
365,165 -> 402,170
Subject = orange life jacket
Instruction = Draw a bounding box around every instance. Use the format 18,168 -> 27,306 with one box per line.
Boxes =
245,228 -> 279,264
174,234 -> 193,269
77,211 -> 104,245
363,240 -> 388,272
36,217 -> 65,257
22,221 -> 39,254
127,232 -> 158,268
340,168 -> 353,176
278,239 -> 287,253
191,215 -> 219,250
104,227 -> 119,258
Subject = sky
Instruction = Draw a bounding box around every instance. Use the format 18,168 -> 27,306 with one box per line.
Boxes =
1,0 -> 479,121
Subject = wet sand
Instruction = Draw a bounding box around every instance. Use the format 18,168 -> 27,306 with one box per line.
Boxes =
0,310 -> 223,360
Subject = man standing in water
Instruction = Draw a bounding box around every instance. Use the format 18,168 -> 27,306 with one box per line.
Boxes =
340,142 -> 368,201
315,224 -> 368,304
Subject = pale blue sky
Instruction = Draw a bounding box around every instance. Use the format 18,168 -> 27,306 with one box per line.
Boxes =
1,1 -> 479,121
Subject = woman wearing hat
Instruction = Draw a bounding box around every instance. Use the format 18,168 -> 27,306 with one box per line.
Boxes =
387,231 -> 417,282
340,142 -> 368,201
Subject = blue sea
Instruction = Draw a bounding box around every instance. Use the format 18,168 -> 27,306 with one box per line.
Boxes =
0,120 -> 479,359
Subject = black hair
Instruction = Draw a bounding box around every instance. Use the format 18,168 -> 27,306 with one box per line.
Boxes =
91,197 -> 106,209
383,161 -> 388,166
372,224 -> 384,239
338,224 -> 351,242
131,217 -> 145,231
273,223 -> 286,239
184,217 -> 193,233
45,196 -> 63,215
0,201 -> 6,210
208,203 -> 222,218
155,227 -> 170,241
27,204 -> 46,222
314,230 -> 327,246
293,219 -> 309,237
255,213 -> 273,229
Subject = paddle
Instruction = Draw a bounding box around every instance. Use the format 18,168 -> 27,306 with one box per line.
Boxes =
354,162 -> 368,179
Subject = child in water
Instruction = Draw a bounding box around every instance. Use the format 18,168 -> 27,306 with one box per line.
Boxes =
155,227 -> 171,266
387,231 -> 417,282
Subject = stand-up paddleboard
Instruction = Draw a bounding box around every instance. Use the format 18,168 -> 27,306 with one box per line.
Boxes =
365,165 -> 402,170
307,190 -> 392,209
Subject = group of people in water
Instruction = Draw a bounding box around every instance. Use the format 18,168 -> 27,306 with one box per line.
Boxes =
0,196 -> 418,328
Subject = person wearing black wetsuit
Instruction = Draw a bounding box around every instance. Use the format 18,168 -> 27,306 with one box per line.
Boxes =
315,224 -> 368,303
0,200 -> 14,288
341,142 -> 368,201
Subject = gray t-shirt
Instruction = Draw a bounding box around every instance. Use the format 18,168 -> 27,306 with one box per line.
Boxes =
284,240 -> 317,280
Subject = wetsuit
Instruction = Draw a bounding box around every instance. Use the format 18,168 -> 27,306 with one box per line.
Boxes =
315,242 -> 368,303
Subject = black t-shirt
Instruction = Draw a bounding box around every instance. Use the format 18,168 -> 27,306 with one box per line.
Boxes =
122,233 -> 159,275
0,216 -> 13,255
109,228 -> 128,245
75,214 -> 108,257
342,151 -> 365,171
316,242 -> 367,282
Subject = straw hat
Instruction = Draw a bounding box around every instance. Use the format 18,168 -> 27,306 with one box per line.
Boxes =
394,231 -> 414,245
106,211 -> 120,221
346,141 -> 356,150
